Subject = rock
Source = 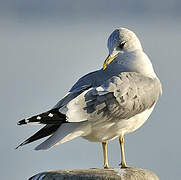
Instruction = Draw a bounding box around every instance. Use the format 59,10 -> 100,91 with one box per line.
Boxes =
29,167 -> 159,180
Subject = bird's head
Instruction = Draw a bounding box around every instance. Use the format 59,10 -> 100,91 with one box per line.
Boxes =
103,28 -> 143,70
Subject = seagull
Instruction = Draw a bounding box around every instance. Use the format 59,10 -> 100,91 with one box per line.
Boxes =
16,28 -> 162,168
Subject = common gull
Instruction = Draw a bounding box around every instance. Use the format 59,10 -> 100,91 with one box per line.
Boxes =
16,27 -> 162,168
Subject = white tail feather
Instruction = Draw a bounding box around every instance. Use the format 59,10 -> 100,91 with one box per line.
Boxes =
35,122 -> 85,150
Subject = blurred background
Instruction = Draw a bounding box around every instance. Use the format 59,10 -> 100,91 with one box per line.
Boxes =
1,0 -> 181,179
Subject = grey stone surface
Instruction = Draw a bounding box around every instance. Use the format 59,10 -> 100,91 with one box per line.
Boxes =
29,167 -> 159,180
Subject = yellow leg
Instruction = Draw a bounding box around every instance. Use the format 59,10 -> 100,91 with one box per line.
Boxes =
102,141 -> 109,169
119,135 -> 128,168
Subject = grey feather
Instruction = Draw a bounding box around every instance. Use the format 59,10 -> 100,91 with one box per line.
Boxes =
17,27 -> 162,150
66,72 -> 162,122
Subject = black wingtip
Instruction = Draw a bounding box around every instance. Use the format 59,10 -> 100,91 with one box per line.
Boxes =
17,119 -> 27,125
15,143 -> 23,149
15,145 -> 21,149
15,141 -> 28,149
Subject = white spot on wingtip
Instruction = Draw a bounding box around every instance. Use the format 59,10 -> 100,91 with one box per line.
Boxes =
48,113 -> 53,117
25,118 -> 29,123
37,116 -> 41,120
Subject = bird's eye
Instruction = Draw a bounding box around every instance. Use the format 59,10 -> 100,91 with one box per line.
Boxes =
117,41 -> 126,49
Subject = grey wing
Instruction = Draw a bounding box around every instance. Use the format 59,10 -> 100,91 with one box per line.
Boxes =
65,72 -> 162,122
54,69 -> 105,109
70,69 -> 106,93
16,70 -> 104,148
